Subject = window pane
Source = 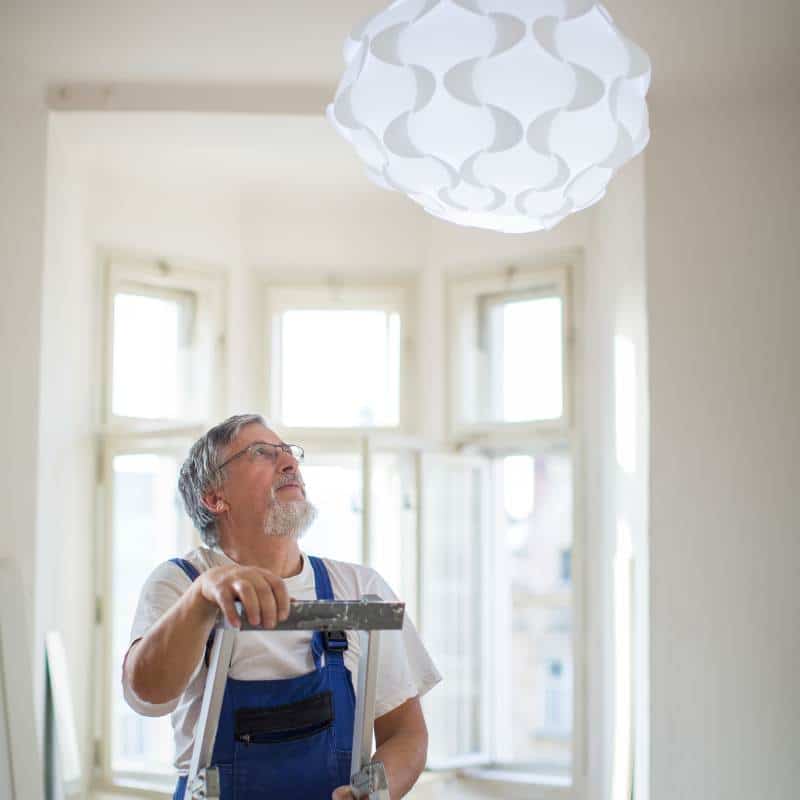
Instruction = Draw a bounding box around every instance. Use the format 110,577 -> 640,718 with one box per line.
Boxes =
369,452 -> 418,620
495,451 -> 573,777
110,452 -> 191,777
300,454 -> 362,563
280,310 -> 400,427
487,296 -> 563,422
112,292 -> 193,420
421,458 -> 484,763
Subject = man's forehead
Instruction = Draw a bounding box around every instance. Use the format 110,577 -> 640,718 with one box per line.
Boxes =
229,423 -> 282,450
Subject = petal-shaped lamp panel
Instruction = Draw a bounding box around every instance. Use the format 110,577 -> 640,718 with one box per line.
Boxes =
330,0 -> 651,233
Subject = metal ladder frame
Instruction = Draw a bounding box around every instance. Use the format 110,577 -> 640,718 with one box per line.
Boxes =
184,595 -> 402,800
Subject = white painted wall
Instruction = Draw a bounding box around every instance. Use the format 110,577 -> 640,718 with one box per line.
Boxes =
35,117 -> 96,797
0,67 -> 48,799
646,97 -> 800,800
584,157 -> 649,800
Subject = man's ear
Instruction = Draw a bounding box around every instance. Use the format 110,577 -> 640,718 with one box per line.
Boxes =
201,489 -> 227,514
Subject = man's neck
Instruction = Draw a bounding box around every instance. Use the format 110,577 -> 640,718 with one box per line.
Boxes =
219,533 -> 303,578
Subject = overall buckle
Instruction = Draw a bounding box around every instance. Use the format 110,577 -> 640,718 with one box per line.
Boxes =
322,630 -> 348,652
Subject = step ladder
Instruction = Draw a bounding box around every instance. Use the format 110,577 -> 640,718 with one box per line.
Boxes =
184,595 -> 403,800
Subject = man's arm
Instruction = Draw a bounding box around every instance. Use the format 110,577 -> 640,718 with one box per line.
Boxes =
332,696 -> 428,800
124,564 -> 291,706
124,580 -> 217,705
374,696 -> 428,798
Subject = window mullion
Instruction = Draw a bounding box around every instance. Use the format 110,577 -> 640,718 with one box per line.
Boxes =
361,436 -> 371,567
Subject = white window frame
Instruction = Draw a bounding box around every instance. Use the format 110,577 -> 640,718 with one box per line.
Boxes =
94,433 -> 201,795
418,451 -> 493,771
93,254 -> 226,796
447,260 -> 587,800
263,279 -> 415,437
102,254 -> 226,434
448,262 -> 574,440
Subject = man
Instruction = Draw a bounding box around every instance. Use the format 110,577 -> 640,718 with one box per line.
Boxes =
122,414 -> 441,799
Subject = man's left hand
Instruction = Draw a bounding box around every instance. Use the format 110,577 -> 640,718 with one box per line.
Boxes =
331,787 -> 355,800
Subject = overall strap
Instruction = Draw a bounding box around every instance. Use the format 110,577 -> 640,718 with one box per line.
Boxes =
170,557 -> 201,582
307,556 -> 348,670
169,557 -> 215,665
308,555 -> 334,600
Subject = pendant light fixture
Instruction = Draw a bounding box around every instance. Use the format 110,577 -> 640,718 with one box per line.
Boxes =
328,0 -> 651,233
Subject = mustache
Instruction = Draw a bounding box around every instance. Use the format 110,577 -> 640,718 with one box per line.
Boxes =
272,473 -> 306,492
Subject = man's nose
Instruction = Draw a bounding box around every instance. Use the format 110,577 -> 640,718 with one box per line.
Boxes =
278,450 -> 299,472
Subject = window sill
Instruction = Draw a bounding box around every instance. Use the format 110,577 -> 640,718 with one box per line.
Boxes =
93,776 -> 174,800
462,767 -> 570,786
95,770 -> 452,800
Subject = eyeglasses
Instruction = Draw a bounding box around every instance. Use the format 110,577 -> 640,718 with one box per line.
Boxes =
216,441 -> 304,472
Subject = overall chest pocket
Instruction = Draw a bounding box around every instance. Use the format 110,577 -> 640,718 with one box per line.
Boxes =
234,690 -> 334,745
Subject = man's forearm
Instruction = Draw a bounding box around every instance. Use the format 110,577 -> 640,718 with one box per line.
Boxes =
373,728 -> 428,799
124,582 -> 217,705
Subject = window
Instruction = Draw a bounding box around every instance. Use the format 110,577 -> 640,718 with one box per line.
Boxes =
300,451 -> 363,563
420,454 -> 490,767
111,290 -> 194,420
266,285 -> 409,431
104,261 -> 224,428
495,450 -> 574,771
96,257 -> 224,790
449,266 -> 571,435
106,448 -> 195,781
368,449 -> 419,622
449,263 -> 582,791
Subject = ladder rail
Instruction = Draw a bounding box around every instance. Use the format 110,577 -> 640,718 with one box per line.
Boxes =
183,597 -> 403,800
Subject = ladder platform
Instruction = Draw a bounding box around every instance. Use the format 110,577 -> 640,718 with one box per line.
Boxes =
224,599 -> 405,632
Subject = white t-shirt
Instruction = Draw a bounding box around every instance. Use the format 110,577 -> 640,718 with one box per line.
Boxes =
123,547 -> 442,773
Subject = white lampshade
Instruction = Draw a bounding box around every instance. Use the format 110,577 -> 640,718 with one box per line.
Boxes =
328,0 -> 651,233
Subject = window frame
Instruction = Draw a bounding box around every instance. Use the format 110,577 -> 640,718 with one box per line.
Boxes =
263,279 -> 415,436
102,255 -> 226,433
447,260 -> 587,800
95,433 -> 202,794
448,263 -> 574,439
417,450 -> 493,770
93,254 -> 225,796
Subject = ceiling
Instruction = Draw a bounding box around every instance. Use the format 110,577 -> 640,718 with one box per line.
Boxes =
56,112 -> 369,189
5,0 -> 799,105
24,0 -> 800,189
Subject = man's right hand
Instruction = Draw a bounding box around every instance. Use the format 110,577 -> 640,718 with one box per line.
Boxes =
124,564 -> 292,706
195,565 -> 291,630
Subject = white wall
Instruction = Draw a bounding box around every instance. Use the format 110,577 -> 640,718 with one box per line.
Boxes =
0,67 -> 49,799
646,97 -> 800,800
35,117 -> 96,797
241,186 -> 431,275
585,157 -> 650,800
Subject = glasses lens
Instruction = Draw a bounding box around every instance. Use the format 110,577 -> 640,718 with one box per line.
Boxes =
290,445 -> 304,461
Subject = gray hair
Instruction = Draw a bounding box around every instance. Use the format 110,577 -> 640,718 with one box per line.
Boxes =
178,413 -> 269,547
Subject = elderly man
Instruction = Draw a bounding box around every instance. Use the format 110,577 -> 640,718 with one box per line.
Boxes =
122,414 -> 440,800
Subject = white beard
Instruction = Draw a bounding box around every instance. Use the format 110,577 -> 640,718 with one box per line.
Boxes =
264,497 -> 317,538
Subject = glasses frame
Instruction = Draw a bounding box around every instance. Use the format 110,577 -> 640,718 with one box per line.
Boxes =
216,441 -> 304,472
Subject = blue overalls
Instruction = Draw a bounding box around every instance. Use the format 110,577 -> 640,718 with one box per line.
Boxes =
170,556 -> 356,800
